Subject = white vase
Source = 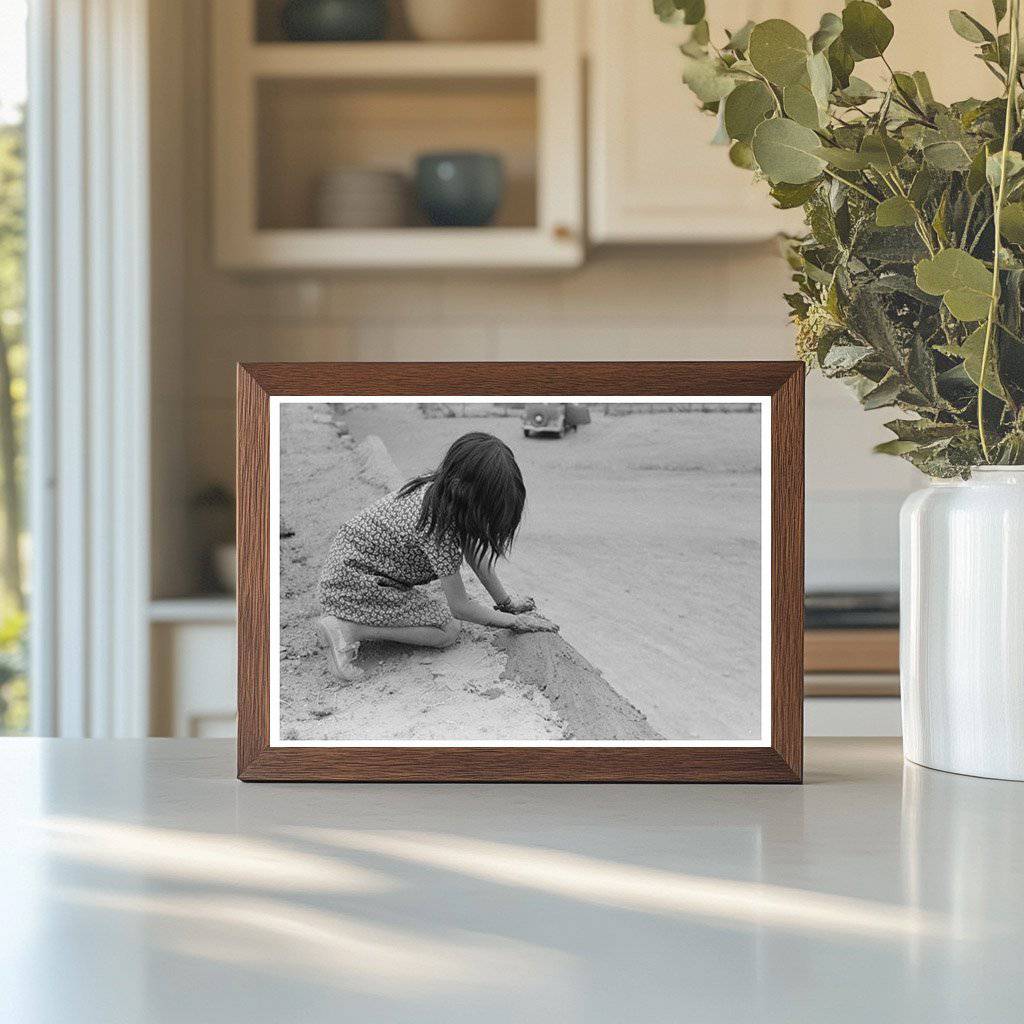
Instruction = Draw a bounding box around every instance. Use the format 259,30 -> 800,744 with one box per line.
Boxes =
900,467 -> 1024,781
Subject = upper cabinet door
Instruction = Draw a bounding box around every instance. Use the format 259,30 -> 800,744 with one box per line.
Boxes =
588,1 -> 812,243
587,1 -> 1002,245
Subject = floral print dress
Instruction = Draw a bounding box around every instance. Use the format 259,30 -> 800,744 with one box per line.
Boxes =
318,485 -> 463,628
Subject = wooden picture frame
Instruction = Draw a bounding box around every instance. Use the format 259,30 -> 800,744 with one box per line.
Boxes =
237,362 -> 804,782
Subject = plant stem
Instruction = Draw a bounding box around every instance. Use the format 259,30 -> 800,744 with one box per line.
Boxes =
880,54 -> 930,120
750,69 -> 783,116
821,167 -> 879,203
979,0 -> 1021,463
968,212 -> 994,253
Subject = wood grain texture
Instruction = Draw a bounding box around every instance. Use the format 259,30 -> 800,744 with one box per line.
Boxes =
236,361 -> 805,783
770,366 -> 804,782
236,366 -> 270,776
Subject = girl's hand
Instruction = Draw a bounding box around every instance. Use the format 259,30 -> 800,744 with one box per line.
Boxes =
509,612 -> 559,634
494,592 -> 536,614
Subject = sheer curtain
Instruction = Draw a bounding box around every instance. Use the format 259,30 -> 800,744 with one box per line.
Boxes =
28,0 -> 150,736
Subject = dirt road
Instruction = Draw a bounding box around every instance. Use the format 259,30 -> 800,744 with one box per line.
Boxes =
345,404 -> 763,740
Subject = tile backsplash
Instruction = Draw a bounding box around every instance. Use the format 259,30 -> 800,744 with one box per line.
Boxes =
171,248 -> 917,594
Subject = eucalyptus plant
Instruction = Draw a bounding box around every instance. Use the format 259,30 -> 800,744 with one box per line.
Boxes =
659,0 -> 1024,475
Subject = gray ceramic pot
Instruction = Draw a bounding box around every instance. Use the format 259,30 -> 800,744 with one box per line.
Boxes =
415,152 -> 505,227
280,0 -> 387,42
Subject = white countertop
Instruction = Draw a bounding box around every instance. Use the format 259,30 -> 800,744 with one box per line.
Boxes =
2,738 -> 1021,1023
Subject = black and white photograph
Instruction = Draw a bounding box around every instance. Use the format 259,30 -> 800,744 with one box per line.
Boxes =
270,396 -> 770,746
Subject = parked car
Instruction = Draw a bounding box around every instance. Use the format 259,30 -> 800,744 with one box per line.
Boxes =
521,403 -> 590,438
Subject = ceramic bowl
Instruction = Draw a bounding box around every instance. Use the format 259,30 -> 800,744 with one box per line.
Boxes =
403,0 -> 533,41
314,167 -> 409,228
414,152 -> 504,227
280,0 -> 388,42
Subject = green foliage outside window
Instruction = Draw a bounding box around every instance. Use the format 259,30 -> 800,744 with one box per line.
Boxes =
0,111 -> 28,733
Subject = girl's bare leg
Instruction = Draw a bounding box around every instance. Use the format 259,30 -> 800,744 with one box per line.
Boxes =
320,615 -> 461,651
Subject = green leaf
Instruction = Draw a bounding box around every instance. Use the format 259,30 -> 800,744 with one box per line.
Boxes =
967,143 -> 993,193
958,324 -> 1007,398
986,150 -> 1024,190
814,145 -> 872,170
681,0 -> 705,25
681,55 -> 736,103
915,249 -> 994,321
923,140 -> 972,171
846,283 -> 910,372
770,179 -> 820,209
654,0 -> 705,25
689,20 -> 710,46
783,83 -> 822,128
932,190 -> 950,246
836,75 -> 877,104
752,117 -> 827,184
885,419 -> 963,443
748,19 -> 810,87
908,334 -> 941,403
827,35 -> 855,89
892,72 -> 919,102
862,375 -> 902,409
912,71 -> 935,105
1000,202 -> 1024,242
842,1 -> 894,60
909,165 -> 936,205
993,0 -> 1008,24
724,20 -> 755,53
810,12 -> 843,54
856,226 -> 929,263
874,439 -> 921,455
728,140 -> 758,169
875,196 -> 918,228
860,133 -> 905,172
807,51 -> 833,111
653,0 -> 676,23
948,10 -> 993,44
723,81 -> 775,143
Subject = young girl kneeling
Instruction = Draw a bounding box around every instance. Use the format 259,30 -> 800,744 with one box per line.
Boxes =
317,431 -> 558,682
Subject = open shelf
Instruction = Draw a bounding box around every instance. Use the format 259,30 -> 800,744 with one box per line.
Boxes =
257,76 -> 537,232
254,0 -> 537,44
213,0 -> 581,268
249,42 -> 544,77
222,227 -> 578,269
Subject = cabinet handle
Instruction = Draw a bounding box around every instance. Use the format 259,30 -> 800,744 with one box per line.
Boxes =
552,224 -> 574,241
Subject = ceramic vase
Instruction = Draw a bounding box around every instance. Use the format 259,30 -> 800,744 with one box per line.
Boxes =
900,467 -> 1024,781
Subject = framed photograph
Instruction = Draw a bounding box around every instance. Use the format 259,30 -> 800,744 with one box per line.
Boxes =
237,362 -> 804,782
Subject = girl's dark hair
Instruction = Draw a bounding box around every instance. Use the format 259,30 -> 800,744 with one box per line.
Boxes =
399,432 -> 525,566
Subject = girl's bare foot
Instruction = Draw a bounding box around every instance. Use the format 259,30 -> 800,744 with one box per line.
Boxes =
317,615 -> 365,683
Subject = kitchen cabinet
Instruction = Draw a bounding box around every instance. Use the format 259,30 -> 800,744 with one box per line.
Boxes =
587,1 -> 813,243
211,0 -> 583,269
587,0 -> 999,244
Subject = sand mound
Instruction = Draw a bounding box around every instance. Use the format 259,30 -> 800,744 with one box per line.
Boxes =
501,633 -> 664,741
